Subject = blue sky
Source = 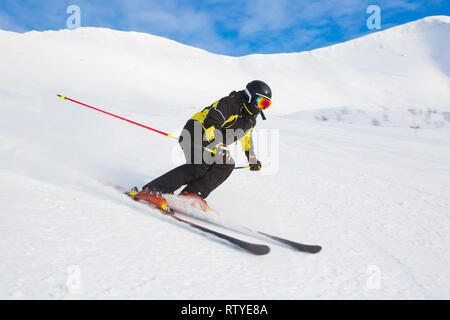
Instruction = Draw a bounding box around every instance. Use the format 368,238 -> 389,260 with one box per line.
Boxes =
0,0 -> 449,56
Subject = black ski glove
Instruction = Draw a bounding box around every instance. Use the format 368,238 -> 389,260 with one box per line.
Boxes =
249,160 -> 262,171
246,151 -> 261,171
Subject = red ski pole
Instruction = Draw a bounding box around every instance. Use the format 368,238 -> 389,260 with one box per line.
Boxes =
57,94 -> 178,140
57,94 -> 251,169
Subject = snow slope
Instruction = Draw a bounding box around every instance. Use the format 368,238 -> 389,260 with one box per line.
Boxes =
0,16 -> 449,299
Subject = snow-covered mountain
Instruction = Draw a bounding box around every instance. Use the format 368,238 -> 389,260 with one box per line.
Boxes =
0,16 -> 449,299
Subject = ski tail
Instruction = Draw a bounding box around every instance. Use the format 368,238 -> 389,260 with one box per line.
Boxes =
258,232 -> 322,253
169,206 -> 321,254
170,214 -> 270,255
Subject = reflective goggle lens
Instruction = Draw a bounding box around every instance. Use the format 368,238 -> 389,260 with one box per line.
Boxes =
255,96 -> 271,110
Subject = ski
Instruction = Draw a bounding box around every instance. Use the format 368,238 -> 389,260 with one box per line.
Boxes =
104,182 -> 318,254
257,231 -> 321,254
167,212 -> 270,255
203,217 -> 321,254
123,189 -> 270,255
165,203 -> 321,254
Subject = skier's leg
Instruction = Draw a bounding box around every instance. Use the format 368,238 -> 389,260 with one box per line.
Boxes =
142,164 -> 208,193
181,161 -> 235,198
142,119 -> 208,193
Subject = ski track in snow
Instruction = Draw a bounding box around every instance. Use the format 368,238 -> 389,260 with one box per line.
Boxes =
1,17 -> 450,299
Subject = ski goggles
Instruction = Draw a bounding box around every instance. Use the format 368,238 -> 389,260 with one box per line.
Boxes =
255,96 -> 272,110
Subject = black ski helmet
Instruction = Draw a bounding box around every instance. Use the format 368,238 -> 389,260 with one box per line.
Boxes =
244,80 -> 272,117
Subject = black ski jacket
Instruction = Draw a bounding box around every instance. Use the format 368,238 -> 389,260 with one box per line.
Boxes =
190,90 -> 256,156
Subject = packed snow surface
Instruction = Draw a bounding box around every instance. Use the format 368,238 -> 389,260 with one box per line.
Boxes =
0,16 -> 449,299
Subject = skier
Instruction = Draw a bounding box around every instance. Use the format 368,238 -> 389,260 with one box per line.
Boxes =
134,80 -> 272,212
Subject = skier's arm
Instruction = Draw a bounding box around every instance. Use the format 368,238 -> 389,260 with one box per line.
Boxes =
240,129 -> 260,171
240,129 -> 255,161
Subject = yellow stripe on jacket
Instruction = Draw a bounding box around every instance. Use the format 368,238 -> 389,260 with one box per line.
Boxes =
190,100 -> 252,150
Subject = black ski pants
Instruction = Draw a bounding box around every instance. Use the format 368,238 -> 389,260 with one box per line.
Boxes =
142,120 -> 235,198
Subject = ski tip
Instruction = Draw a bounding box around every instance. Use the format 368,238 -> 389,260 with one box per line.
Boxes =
245,244 -> 270,255
304,245 -> 322,254
312,246 -> 322,253
56,94 -> 66,100
257,245 -> 271,255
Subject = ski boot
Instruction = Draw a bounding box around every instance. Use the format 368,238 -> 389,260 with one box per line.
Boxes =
178,192 -> 211,212
131,187 -> 174,214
